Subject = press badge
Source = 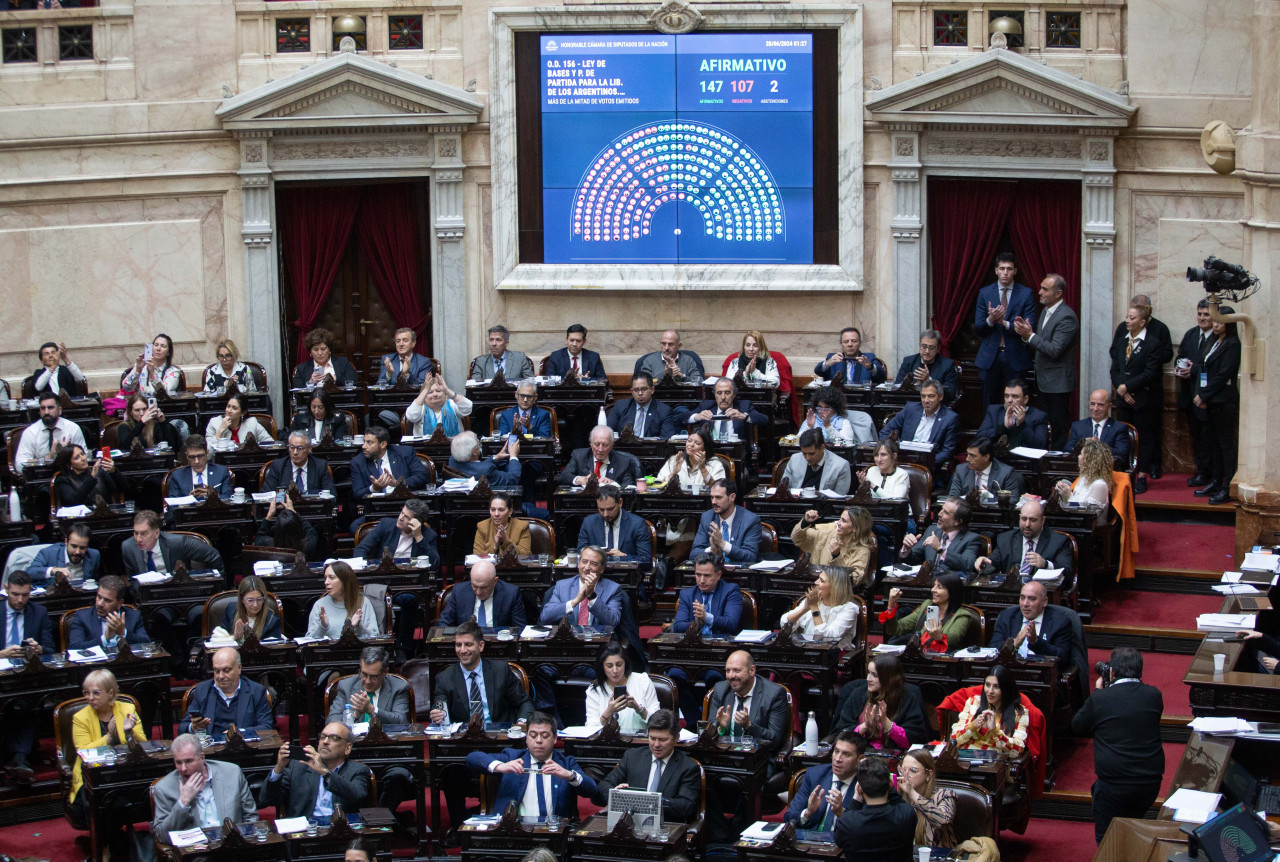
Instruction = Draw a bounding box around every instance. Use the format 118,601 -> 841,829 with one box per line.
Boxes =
1200,372 -> 1209,388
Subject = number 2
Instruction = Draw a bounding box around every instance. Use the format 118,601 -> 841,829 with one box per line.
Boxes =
770,80 -> 779,92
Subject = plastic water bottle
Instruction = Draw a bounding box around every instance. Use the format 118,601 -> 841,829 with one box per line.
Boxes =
343,702 -> 356,730
7,488 -> 19,522
597,406 -> 607,428
804,711 -> 819,756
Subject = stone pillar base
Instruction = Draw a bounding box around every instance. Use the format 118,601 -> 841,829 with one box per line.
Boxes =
1235,485 -> 1280,567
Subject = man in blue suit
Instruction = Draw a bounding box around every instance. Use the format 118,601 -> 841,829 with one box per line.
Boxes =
1,571 -> 55,781
973,252 -> 1037,406
976,379 -> 1051,450
878,380 -> 961,474
27,523 -> 100,584
376,328 -> 432,387
607,372 -> 682,438
1065,389 -> 1132,464
813,327 -> 887,385
692,478 -> 762,564
543,324 -> 606,380
180,646 -> 274,734
465,712 -> 596,819
447,431 -> 522,488
349,427 -> 429,500
496,382 -> 552,511
577,486 -> 652,564
167,435 -> 233,499
68,575 -> 151,650
686,378 -> 768,441
355,500 -> 439,568
669,553 -> 744,726
439,560 -> 526,628
539,546 -> 622,628
785,729 -> 867,829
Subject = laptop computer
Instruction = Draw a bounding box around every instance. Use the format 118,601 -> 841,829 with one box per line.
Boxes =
1193,802 -> 1276,862
1222,760 -> 1280,816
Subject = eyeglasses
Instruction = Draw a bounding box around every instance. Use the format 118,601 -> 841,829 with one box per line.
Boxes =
287,445 -> 309,452
318,732 -> 349,743
516,392 -> 536,399
186,454 -> 207,462
242,596 -> 266,605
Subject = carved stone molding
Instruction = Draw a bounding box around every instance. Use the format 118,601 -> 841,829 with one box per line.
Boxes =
244,143 -> 264,163
243,235 -> 272,247
435,168 -> 463,184
1087,141 -> 1110,162
241,174 -> 271,188
892,229 -> 922,240
1083,174 -> 1115,186
892,168 -> 920,181
920,78 -> 1082,116
648,0 -> 703,34
273,139 -> 431,161
926,137 -> 1081,159
1084,235 -> 1114,247
894,136 -> 915,157
437,137 -> 458,159
436,228 -> 465,241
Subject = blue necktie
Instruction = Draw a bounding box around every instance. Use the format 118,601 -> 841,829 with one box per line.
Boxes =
146,550 -> 156,572
477,600 -> 488,627
534,761 -> 548,818
701,592 -> 714,635
295,467 -> 304,492
8,612 -> 19,648
194,472 -> 203,487
823,780 -> 845,830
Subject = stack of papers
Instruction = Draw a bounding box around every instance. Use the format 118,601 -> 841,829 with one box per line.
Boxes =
426,722 -> 463,734
748,559 -> 791,572
1032,567 -> 1065,582
463,815 -> 501,830
0,658 -> 20,671
68,646 -> 107,663
1163,788 -> 1222,824
559,726 -> 600,739
205,627 -> 237,648
872,643 -> 907,655
956,646 -> 1000,659
1188,716 -> 1252,734
77,747 -> 115,765
881,564 -> 922,577
1241,552 -> 1279,572
898,441 -> 933,453
1213,583 -> 1262,595
1010,446 -> 1049,459
133,571 -> 170,585
251,491 -> 276,503
292,636 -> 325,645
163,495 -> 199,507
274,817 -> 309,835
56,505 -> 91,518
168,828 -> 209,847
741,822 -> 786,842
521,625 -> 552,640
253,561 -> 284,577
678,728 -> 698,742
734,630 -> 773,643
1196,613 -> 1255,633
324,556 -> 367,571
441,477 -> 477,493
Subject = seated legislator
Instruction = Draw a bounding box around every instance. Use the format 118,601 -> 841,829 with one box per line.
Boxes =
13,391 -> 86,473
585,641 -> 660,732
122,509 -> 224,575
544,323 -> 606,379
32,341 -> 86,396
27,523 -> 101,584
539,546 -> 622,627
67,575 -> 151,650
830,654 -> 927,751
880,573 -> 980,653
1,572 -> 55,782
152,733 -> 258,837
205,393 -> 273,446
976,499 -> 1074,586
219,575 -> 283,641
780,428 -> 853,494
608,372 -> 681,438
723,330 -> 781,385
877,379 -> 960,468
797,386 -> 874,446
558,425 -> 642,488
448,430 -> 522,488
634,329 -> 705,384
656,426 -> 724,490
326,646 -> 415,813
668,553 -> 743,726
377,327 -> 432,387
949,665 -> 1029,754
253,499 -> 320,558
1054,437 -> 1116,512
692,478 -> 762,564
785,728 -> 866,830
834,758 -> 917,862
813,327 -> 887,385
975,379 -> 1050,450
948,436 -> 1027,499
179,646 -> 273,734
262,433 -> 337,495
166,435 -> 234,499
51,443 -> 121,508
473,491 -> 531,556
791,508 -> 875,573
288,390 -> 350,443
292,327 -> 358,389
471,324 -> 535,382
117,393 -> 183,451
687,377 -> 768,441
349,427 -> 429,500
405,375 -> 473,436
1065,388 -> 1132,463
69,669 -> 147,818
708,650 -> 790,756
897,749 -> 956,849
592,709 -> 702,823
466,711 -> 597,819
260,721 -> 372,818
893,329 -> 958,402
497,381 -> 554,438
989,580 -> 1077,668
780,565 -> 861,640
306,562 -> 381,640
577,485 -> 652,563
897,496 -> 982,574
120,333 -> 182,398
439,559 -> 526,628
855,440 -> 910,499
203,339 -> 257,392
355,500 -> 439,566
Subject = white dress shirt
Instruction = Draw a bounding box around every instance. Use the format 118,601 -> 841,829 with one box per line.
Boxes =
912,411 -> 938,445
15,418 -> 86,474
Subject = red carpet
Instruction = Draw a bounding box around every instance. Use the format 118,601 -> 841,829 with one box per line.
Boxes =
1086,648 -> 1191,714
1140,472 -> 1214,505
998,818 -> 1098,861
1052,736 -> 1185,795
1090,589 -> 1220,631
1135,521 -> 1236,572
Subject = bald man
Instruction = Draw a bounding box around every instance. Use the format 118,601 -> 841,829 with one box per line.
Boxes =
438,559 -> 526,628
634,330 -> 705,385
975,499 -> 1075,588
1064,389 -> 1131,464
180,646 -> 274,734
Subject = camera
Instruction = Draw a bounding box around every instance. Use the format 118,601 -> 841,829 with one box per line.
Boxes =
1187,256 -> 1257,296
1094,660 -> 1112,687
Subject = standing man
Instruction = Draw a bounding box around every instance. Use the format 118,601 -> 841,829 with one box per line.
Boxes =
1015,274 -> 1079,450
1,571 -> 55,782
544,323 -> 606,379
1176,300 -> 1215,487
377,327 -> 431,387
1110,302 -> 1166,493
13,391 -> 86,474
1071,647 -> 1165,844
785,729 -> 867,829
634,330 -> 705,385
892,330 -> 957,402
813,328 -> 887,386
1129,295 -> 1174,478
471,324 -> 534,381
973,253 -> 1036,406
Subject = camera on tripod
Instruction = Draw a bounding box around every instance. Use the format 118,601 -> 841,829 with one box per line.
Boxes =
1187,256 -> 1256,296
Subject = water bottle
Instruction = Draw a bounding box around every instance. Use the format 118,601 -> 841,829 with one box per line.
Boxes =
597,406 -> 607,427
804,710 -> 819,756
7,488 -> 19,522
343,702 -> 356,730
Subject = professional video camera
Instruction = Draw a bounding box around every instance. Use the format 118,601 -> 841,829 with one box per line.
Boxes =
1186,256 -> 1259,302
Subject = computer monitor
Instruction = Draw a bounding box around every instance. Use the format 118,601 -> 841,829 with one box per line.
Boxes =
1193,802 -> 1274,862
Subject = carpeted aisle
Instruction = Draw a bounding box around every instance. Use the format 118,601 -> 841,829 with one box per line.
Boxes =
1090,589 -> 1219,631
1134,521 -> 1236,572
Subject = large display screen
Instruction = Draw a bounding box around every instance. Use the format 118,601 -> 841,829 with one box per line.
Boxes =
539,32 -> 814,265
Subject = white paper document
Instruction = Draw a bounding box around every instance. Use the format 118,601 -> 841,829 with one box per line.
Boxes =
1213,584 -> 1262,595
748,559 -> 791,572
882,564 -> 922,577
168,828 -> 209,847
521,625 -> 551,640
1032,567 -> 1064,582
559,726 -> 600,739
164,495 -> 199,507
1164,787 -> 1222,823
68,646 -> 108,663
254,561 -> 283,576
1196,613 -> 1255,632
734,630 -> 773,643
678,728 -> 698,742
251,492 -> 276,503
872,643 -> 907,655
1222,571 -> 1243,583
1242,553 -> 1279,572
1010,446 -> 1049,459
56,505 -> 91,518
274,816 -> 309,834
1188,716 -> 1251,734
132,571 -> 169,585
898,441 -> 933,453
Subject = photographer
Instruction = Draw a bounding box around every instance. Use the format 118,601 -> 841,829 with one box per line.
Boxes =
1070,647 -> 1164,844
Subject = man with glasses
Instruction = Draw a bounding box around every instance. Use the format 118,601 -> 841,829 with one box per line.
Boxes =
263,432 -> 337,495
152,733 -> 258,838
259,720 -> 372,819
607,371 -> 682,438
166,434 -> 233,499
27,522 -> 100,584
179,646 -> 273,734
326,647 -> 415,815
893,329 -> 958,402
496,382 -> 552,512
13,390 -> 86,474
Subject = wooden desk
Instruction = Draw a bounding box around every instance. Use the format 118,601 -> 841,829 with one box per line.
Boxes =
1185,637 -> 1280,721
165,499 -> 257,545
460,814 -> 571,862
135,569 -> 224,629
251,557 -> 437,638
347,724 -> 431,855
1094,816 -> 1192,862
0,644 -> 174,728
191,390 -> 273,428
571,812 -> 692,862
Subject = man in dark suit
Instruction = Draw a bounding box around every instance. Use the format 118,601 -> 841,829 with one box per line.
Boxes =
878,380 -> 961,468
1,571 -> 55,781
439,560 -> 525,628
122,509 -> 224,575
634,330 -> 705,385
557,426 -> 642,488
348,427 -> 429,500
989,580 -> 1080,672
539,546 -> 622,628
607,372 -> 682,438
1175,300 -> 1215,486
1110,301 -> 1168,493
692,479 -> 762,564
593,709 -> 702,823
1071,647 -> 1165,844
948,437 -> 1026,499
892,329 -> 958,402
471,324 -> 534,382
977,499 -> 1075,587
260,720 -> 372,818
27,523 -> 100,584
1131,294 -> 1174,478
543,323 -> 606,380
834,758 -> 916,862
1065,389 -> 1132,465
686,378 -> 768,442
973,252 -> 1037,406
466,711 -> 596,819
67,575 -> 151,650
292,328 -> 359,389
180,646 -> 274,734
669,553 -> 744,726
166,434 -> 233,499
376,328 -> 432,387
899,497 -> 983,574
447,431 -> 522,488
577,486 -> 652,563
496,382 -> 552,509
813,327 -> 887,385
785,729 -> 866,829
1014,274 -> 1079,449
263,433 -> 337,495
326,647 -> 416,813
976,379 -> 1050,450
354,500 -> 439,567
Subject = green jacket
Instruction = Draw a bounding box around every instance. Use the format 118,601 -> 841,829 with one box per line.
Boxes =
885,600 -> 980,652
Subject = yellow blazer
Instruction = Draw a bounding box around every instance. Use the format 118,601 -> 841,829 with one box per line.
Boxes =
791,520 -> 873,582
71,700 -> 147,799
473,517 -> 532,557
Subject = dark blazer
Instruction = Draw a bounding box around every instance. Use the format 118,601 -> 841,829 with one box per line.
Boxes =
544,347 -> 606,380
991,603 -> 1077,671
291,356 -> 358,389
577,510 -> 652,563
539,576 -> 623,627
466,748 -> 596,818
1065,418 -> 1132,463
594,746 -> 702,823
349,444 -> 430,499
685,399 -> 767,440
707,676 -> 791,757
287,411 -> 350,442
376,353 -> 432,387
166,462 -> 234,498
974,282 -> 1036,373
180,677 -> 274,734
671,579 -> 743,636
1176,326 -> 1215,410
831,679 -> 928,746
439,579 -> 526,628
813,352 -> 887,385
3,601 -> 55,655
262,456 -> 336,495
121,532 -> 224,576
692,506 -> 762,564
446,455 -> 522,488
1070,680 -> 1165,785
68,606 -> 150,650
30,365 -> 81,396
1026,301 -> 1080,393
218,603 -> 282,641
902,525 -> 983,574
947,459 -> 1026,499
987,528 -> 1075,587
354,516 -> 440,569
556,448 -> 642,487
326,674 -> 413,724
878,403 -> 961,464
634,350 -> 706,384
54,469 -> 121,509
259,758 -> 372,818
118,420 -> 183,451
892,354 -> 958,402
784,763 -> 860,828
253,516 -> 320,558
496,406 -> 553,438
1199,337 -> 1241,407
1109,325 -> 1167,408
27,543 -> 102,584
433,657 -> 534,727
607,397 -> 681,439
834,796 -> 917,862
976,403 -> 1051,450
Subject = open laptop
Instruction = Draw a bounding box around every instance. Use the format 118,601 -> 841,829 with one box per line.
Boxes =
1193,802 -> 1276,862
1222,760 -> 1280,815
607,788 -> 662,833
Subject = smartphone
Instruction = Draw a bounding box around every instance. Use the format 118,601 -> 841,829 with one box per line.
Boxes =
507,433 -> 519,447
146,396 -> 157,408
143,343 -> 153,361
274,490 -> 287,504
99,446 -> 111,461
188,711 -> 202,720
927,605 -> 940,626
614,686 -> 629,701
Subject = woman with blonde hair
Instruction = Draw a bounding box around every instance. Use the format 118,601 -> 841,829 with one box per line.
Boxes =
1055,437 -> 1115,511
779,565 -> 859,640
70,669 -> 147,817
898,749 -> 957,848
791,506 -> 875,576
204,339 -> 257,392
219,575 -> 282,641
723,330 -> 780,386
307,561 -> 380,639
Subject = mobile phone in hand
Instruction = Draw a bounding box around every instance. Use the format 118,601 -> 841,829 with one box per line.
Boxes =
99,446 -> 111,461
143,343 -> 153,361
274,490 -> 287,504
147,396 -> 157,408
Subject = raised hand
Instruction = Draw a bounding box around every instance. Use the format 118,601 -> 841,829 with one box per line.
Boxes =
178,771 -> 206,807
318,606 -> 329,630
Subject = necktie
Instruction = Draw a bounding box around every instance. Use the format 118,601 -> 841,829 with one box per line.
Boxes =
1093,422 -> 1101,439
701,592 -> 714,635
497,358 -> 505,376
846,360 -> 855,381
1022,537 -> 1036,575
572,355 -> 579,374
477,599 -> 487,627
594,460 -> 602,479
606,523 -> 615,551
146,550 -> 156,572
294,467 -> 304,492
1126,336 -> 1134,360
577,593 -> 590,625
823,780 -> 845,830
939,534 -> 950,562
635,407 -> 646,437
534,761 -> 548,818
8,612 -> 19,648
732,695 -> 747,735
1200,332 -> 1208,352
999,288 -> 1009,346
194,472 -> 203,487
468,671 -> 483,719
46,428 -> 54,452
648,758 -> 664,792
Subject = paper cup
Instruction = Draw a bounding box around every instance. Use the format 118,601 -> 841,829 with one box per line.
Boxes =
1213,653 -> 1226,674
918,849 -> 932,862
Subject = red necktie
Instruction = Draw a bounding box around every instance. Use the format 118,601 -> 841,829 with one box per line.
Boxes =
577,595 -> 590,625
594,460 -> 602,478
572,355 -> 580,373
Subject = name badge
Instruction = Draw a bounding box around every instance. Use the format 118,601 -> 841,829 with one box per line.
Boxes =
1200,373 -> 1209,388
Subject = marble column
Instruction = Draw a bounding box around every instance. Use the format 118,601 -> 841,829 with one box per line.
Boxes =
890,129 -> 926,360
1081,136 -> 1117,413
236,135 -> 285,426
431,132 -> 468,392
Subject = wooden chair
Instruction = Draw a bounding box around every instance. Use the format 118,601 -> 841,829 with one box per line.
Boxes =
508,661 -> 531,695
6,427 -> 24,473
101,420 -> 124,450
322,673 -> 416,722
759,522 -> 778,555
487,406 -> 561,442
650,672 -> 676,713
354,521 -> 378,549
524,517 -> 556,556
713,453 -> 736,483
901,462 -> 933,525
256,461 -> 336,493
961,603 -> 987,647
770,458 -> 788,487
53,693 -> 142,829
399,658 -> 432,717
249,413 -> 278,439
939,779 -> 997,842
1119,420 -> 1140,473
739,589 -> 758,629
201,589 -> 282,637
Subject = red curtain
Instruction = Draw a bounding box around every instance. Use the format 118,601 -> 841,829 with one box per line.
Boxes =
355,184 -> 431,356
277,186 -> 360,362
1008,181 -> 1082,312
927,179 -> 1017,352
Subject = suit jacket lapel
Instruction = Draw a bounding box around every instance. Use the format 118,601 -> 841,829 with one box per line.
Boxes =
157,534 -> 171,572
299,761 -> 320,816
